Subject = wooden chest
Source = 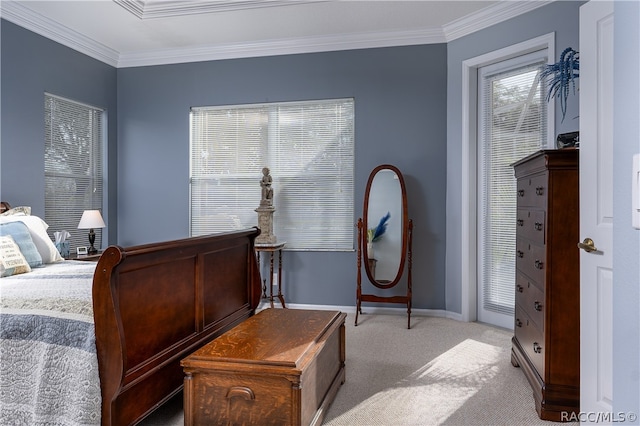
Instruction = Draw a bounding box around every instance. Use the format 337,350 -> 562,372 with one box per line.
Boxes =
510,149 -> 579,421
181,308 -> 346,426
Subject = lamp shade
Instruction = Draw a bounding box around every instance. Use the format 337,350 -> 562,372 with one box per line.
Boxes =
78,210 -> 106,229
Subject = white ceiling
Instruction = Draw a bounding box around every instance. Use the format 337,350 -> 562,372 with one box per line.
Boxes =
1,0 -> 550,68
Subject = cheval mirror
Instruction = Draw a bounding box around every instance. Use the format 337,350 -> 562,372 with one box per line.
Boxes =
356,164 -> 413,328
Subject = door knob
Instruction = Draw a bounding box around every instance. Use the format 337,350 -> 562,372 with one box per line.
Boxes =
577,237 -> 598,253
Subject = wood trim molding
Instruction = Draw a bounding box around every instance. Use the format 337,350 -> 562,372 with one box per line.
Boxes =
2,0 -> 554,68
113,0 -> 326,20
0,1 -> 120,67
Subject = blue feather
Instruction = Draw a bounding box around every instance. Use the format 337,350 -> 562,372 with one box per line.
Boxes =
372,212 -> 391,242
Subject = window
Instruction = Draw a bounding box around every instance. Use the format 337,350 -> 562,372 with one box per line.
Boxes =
190,98 -> 354,251
44,93 -> 104,252
477,51 -> 548,327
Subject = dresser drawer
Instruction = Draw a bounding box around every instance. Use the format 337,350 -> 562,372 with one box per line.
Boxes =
512,149 -> 579,421
516,209 -> 545,245
516,238 -> 546,284
515,271 -> 544,331
516,174 -> 547,208
514,305 -> 545,377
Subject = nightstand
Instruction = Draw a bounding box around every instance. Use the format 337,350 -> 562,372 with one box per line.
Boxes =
70,252 -> 102,261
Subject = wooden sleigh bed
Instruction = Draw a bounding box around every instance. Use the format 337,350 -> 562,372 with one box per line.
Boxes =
1,216 -> 262,425
94,227 -> 262,425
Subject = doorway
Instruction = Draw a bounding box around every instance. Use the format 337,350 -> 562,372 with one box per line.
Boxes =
476,52 -> 548,329
460,33 -> 555,326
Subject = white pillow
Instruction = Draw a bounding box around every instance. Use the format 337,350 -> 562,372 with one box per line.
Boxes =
0,215 -> 63,263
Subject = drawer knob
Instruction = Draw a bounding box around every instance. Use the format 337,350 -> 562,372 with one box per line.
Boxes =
518,189 -> 525,197
533,342 -> 542,353
535,186 -> 544,196
517,219 -> 524,227
534,222 -> 543,231
516,250 -> 524,258
534,301 -> 543,311
534,260 -> 544,269
516,284 -> 523,293
516,319 -> 522,327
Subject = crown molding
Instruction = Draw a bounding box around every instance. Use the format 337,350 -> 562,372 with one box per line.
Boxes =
113,0 -> 327,19
1,0 -> 555,69
1,1 -> 120,67
117,27 -> 446,67
443,0 -> 553,42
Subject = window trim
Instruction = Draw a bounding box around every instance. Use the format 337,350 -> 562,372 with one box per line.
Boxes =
459,33 -> 555,322
477,53 -> 549,328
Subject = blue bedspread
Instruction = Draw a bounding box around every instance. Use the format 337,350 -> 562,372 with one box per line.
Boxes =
0,261 -> 101,425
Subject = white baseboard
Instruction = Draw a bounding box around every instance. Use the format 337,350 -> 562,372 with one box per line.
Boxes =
257,301 -> 468,322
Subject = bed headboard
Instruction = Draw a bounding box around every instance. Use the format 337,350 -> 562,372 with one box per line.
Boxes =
92,227 -> 262,425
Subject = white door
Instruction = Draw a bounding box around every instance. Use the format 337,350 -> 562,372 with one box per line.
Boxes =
579,0 -> 614,416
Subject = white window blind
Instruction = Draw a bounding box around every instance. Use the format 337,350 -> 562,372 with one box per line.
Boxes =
44,93 -> 104,252
190,98 -> 354,251
478,56 -> 547,316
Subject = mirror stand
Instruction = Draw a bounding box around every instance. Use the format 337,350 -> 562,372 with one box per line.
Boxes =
355,218 -> 413,328
355,164 -> 413,329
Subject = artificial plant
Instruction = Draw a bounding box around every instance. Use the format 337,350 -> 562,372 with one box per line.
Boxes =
540,47 -> 579,122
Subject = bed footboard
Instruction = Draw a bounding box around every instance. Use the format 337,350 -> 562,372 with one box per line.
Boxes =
92,228 -> 262,426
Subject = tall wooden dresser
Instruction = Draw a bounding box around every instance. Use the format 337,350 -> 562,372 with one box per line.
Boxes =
510,149 -> 579,421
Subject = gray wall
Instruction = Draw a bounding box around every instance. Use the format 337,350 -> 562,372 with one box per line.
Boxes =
116,46 -> 448,309
613,0 -> 640,417
445,1 -> 584,315
0,20 -> 118,244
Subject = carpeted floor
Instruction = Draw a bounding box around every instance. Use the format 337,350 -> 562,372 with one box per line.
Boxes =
139,311 -> 557,425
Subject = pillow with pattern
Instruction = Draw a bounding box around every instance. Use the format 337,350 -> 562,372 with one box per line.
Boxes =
0,206 -> 31,216
0,222 -> 43,268
0,235 -> 32,277
0,215 -> 62,263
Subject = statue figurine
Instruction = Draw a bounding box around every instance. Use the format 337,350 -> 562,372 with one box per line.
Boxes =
256,166 -> 276,244
260,167 -> 273,206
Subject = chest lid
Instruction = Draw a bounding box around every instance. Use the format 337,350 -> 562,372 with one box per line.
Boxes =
183,308 -> 343,370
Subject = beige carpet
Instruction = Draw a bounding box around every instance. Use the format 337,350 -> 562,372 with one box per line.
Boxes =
140,312 -> 557,426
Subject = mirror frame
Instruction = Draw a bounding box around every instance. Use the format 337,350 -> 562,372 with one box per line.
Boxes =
362,164 -> 408,289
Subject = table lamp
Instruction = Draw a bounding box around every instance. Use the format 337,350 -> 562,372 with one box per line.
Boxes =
78,210 -> 106,255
